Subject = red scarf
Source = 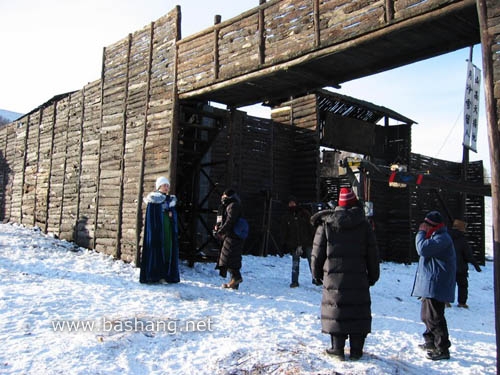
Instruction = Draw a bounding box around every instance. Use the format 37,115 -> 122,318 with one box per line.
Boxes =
425,223 -> 445,239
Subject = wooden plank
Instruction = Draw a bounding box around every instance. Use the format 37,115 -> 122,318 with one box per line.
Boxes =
47,96 -> 71,236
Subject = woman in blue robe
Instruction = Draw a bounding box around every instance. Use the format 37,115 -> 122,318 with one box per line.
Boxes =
139,176 -> 180,283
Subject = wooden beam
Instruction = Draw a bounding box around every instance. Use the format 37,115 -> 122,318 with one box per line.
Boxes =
214,15 -> 221,79
258,1 -> 266,65
74,87 -> 86,244
169,6 -> 182,192
58,95 -> 72,235
135,22 -> 155,265
93,46 -> 106,250
115,33 -> 132,260
20,114 -> 30,226
33,109 -> 42,227
313,0 -> 320,47
385,0 -> 395,22
44,102 -> 57,234
476,0 -> 500,371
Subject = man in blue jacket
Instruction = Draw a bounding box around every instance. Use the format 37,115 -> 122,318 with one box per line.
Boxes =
411,211 -> 456,361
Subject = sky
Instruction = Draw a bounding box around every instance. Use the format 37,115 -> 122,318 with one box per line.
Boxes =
0,1 -> 491,176
0,214 -> 495,374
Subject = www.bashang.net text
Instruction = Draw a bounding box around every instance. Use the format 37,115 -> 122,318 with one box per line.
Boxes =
51,316 -> 214,334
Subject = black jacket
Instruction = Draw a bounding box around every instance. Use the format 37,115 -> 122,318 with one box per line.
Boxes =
311,206 -> 380,335
280,206 -> 314,250
449,228 -> 480,274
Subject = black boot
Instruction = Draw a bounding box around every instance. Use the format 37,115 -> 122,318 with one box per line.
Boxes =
349,334 -> 366,360
326,347 -> 345,360
418,342 -> 436,351
326,334 -> 345,361
426,349 -> 450,360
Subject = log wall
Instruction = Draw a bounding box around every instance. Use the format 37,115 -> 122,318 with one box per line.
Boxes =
206,111 -> 319,256
0,0 -> 497,266
0,9 -> 180,265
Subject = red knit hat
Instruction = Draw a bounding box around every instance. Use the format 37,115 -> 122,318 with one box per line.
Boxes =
338,187 -> 358,207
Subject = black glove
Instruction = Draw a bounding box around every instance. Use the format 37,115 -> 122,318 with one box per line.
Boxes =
312,278 -> 322,286
474,264 -> 482,272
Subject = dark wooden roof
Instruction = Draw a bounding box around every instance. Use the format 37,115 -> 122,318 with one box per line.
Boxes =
315,89 -> 416,125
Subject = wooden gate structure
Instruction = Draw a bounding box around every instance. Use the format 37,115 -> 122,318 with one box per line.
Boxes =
0,0 -> 499,365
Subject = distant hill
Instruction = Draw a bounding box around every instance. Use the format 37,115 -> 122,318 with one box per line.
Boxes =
0,109 -> 24,124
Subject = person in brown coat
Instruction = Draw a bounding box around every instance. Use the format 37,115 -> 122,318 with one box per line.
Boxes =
214,189 -> 244,290
311,187 -> 380,361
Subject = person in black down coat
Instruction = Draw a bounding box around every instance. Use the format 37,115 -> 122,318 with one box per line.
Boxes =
311,187 -> 380,361
449,219 -> 481,308
214,188 -> 244,290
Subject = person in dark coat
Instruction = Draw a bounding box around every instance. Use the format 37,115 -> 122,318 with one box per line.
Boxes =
449,219 -> 481,308
311,187 -> 380,361
140,176 -> 180,284
280,195 -> 314,288
214,188 -> 244,289
411,211 -> 456,361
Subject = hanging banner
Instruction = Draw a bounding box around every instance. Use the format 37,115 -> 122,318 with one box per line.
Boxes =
463,60 -> 481,152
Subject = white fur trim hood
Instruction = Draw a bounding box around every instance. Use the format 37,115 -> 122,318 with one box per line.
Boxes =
143,192 -> 177,206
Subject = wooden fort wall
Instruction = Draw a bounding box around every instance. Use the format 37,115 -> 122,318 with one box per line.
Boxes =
0,9 -> 180,264
0,0 -> 498,265
204,110 -> 319,256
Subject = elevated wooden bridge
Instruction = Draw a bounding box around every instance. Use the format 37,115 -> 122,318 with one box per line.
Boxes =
176,0 -> 480,107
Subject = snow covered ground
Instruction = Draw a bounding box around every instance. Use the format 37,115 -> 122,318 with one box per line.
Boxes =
0,204 -> 495,374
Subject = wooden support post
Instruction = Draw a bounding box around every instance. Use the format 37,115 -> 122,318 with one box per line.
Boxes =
214,15 -> 221,79
44,102 -> 57,234
169,7 -> 182,192
115,33 -> 132,260
476,0 -> 500,371
385,0 -> 394,22
33,108 -> 42,227
58,95 -> 72,235
3,125 -> 14,221
0,119 -> 8,221
74,87 -> 86,244
20,115 -> 30,225
313,0 -> 320,47
135,22 -> 155,266
93,46 -> 106,250
258,0 -> 266,65
228,107 -> 236,188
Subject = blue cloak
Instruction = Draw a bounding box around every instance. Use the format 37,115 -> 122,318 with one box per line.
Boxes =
139,192 -> 180,283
